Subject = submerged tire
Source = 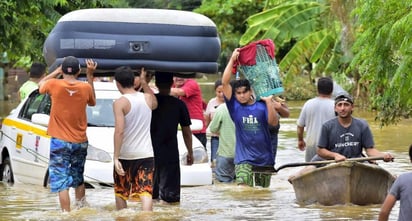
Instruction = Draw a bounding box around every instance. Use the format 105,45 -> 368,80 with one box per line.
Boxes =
0,157 -> 14,184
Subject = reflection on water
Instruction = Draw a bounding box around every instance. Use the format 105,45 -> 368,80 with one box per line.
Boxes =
1,94 -> 411,220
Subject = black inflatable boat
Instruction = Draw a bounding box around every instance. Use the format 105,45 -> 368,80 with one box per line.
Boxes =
43,8 -> 221,75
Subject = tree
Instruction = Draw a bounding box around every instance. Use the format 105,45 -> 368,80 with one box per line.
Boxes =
240,0 -> 356,85
0,0 -> 128,67
349,0 -> 412,126
195,0 -> 265,72
241,0 -> 412,125
128,0 -> 202,11
0,1 -> 57,66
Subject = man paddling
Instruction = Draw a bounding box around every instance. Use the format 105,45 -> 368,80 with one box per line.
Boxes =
312,92 -> 393,162
289,92 -> 393,180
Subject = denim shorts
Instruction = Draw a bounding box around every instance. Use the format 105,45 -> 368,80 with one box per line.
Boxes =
215,155 -> 235,183
49,137 -> 88,193
210,136 -> 219,161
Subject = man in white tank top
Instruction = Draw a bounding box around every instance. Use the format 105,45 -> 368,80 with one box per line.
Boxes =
113,66 -> 158,211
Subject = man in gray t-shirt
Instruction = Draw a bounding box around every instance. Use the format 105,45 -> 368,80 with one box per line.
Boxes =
290,92 -> 394,181
317,117 -> 374,158
313,92 -> 393,162
379,144 -> 412,221
297,77 -> 335,162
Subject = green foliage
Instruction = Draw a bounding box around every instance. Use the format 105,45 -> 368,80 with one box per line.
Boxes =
195,0 -> 265,72
282,74 -> 316,100
239,0 -> 354,91
331,72 -> 353,94
279,30 -> 336,76
240,2 -> 326,46
128,0 -> 201,10
241,0 -> 411,125
350,0 -> 412,125
0,0 -> 55,65
0,0 -> 128,69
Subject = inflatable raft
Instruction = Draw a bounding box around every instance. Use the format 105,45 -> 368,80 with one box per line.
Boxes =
43,8 -> 221,75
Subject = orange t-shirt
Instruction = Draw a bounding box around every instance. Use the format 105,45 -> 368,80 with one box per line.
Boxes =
39,79 -> 95,143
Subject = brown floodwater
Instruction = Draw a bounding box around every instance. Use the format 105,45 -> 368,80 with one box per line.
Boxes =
0,90 -> 411,220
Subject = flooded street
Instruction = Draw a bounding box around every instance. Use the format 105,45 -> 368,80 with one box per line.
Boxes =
1,98 -> 411,220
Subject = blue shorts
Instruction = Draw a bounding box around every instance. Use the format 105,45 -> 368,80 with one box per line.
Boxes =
49,137 -> 88,193
210,136 -> 219,161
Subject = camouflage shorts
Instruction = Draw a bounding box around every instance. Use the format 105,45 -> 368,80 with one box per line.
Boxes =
235,163 -> 271,188
49,137 -> 88,193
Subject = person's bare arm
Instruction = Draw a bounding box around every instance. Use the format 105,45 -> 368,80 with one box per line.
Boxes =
170,87 -> 186,97
378,194 -> 396,221
113,98 -> 126,176
297,125 -> 306,151
140,67 -> 158,110
208,107 -> 222,135
261,96 -> 278,126
222,49 -> 239,100
365,148 -> 394,162
182,125 -> 193,165
85,59 -> 97,106
38,66 -> 62,90
274,101 -> 290,118
204,113 -> 211,128
317,147 -> 346,161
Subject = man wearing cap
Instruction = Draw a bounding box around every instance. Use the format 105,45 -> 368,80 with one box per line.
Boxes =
313,92 -> 394,162
38,56 -> 97,212
150,71 -> 193,203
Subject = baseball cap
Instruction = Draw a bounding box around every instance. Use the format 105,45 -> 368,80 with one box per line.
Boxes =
61,56 -> 80,75
335,92 -> 353,105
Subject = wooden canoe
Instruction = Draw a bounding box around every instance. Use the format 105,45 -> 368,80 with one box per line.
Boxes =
289,161 -> 395,206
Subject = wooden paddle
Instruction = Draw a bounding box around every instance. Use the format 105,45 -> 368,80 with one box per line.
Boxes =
252,156 -> 385,174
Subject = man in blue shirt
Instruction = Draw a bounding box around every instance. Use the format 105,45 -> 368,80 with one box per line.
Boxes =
221,48 -> 279,187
